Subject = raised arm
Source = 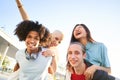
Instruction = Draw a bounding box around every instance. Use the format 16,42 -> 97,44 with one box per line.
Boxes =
16,0 -> 29,20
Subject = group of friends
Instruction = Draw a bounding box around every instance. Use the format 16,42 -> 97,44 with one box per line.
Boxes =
8,0 -> 120,80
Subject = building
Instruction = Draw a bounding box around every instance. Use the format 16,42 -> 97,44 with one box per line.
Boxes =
0,28 -> 19,80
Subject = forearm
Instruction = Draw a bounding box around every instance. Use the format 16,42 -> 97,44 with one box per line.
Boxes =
48,56 -> 57,74
94,65 -> 111,73
51,56 -> 57,72
13,63 -> 20,72
44,48 -> 58,74
16,0 -> 29,20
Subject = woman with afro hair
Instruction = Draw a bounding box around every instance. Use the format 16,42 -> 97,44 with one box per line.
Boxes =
13,20 -> 54,80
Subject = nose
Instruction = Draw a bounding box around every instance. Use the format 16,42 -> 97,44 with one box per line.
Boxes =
53,40 -> 59,46
56,42 -> 59,46
71,53 -> 76,58
30,38 -> 35,43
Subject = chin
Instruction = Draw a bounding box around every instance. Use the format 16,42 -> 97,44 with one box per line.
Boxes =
71,63 -> 77,67
76,36 -> 81,39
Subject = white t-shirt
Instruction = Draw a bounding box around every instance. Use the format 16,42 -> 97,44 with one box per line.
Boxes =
15,48 -> 52,80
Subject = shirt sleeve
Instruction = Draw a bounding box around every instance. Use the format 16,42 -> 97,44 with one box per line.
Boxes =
101,43 -> 111,67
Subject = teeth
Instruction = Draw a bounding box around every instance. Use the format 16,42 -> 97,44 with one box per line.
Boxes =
78,32 -> 81,34
71,61 -> 76,64
76,32 -> 81,36
28,43 -> 35,48
29,44 -> 34,46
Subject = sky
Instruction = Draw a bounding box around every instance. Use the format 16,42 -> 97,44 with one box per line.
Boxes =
1,0 -> 120,78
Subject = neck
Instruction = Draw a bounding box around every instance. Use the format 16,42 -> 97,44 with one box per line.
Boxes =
79,37 -> 88,46
74,63 -> 86,75
26,47 -> 39,54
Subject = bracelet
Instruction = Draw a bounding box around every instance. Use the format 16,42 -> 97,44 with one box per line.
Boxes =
18,5 -> 22,8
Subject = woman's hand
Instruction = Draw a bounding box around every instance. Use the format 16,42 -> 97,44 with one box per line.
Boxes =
42,49 -> 55,57
84,65 -> 97,80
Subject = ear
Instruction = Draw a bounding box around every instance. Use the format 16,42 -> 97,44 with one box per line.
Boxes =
83,53 -> 86,59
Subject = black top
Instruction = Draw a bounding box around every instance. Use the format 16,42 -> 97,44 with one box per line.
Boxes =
84,60 -> 115,80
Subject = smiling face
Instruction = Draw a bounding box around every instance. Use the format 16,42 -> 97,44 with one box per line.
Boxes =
67,43 -> 86,68
73,25 -> 87,40
25,31 -> 40,53
50,30 -> 63,47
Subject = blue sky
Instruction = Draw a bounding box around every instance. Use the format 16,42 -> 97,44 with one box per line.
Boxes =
1,0 -> 120,78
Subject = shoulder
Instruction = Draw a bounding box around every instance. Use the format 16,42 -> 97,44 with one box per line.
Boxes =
93,41 -> 104,45
15,49 -> 26,60
93,41 -> 107,48
16,49 -> 25,56
65,70 -> 71,80
93,70 -> 108,80
86,41 -> 105,49
17,49 -> 25,53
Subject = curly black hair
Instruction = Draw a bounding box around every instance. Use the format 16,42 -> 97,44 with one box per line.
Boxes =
14,20 -> 51,46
